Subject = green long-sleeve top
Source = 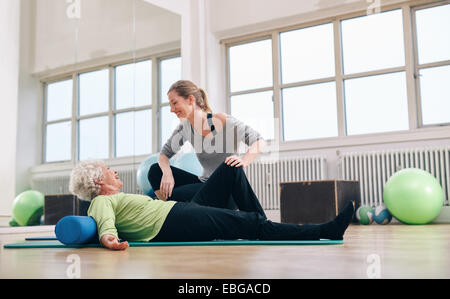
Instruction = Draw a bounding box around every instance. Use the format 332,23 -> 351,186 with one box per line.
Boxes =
87,192 -> 176,242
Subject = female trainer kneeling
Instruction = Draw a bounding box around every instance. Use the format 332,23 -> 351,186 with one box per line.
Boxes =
149,80 -> 266,205
69,160 -> 354,250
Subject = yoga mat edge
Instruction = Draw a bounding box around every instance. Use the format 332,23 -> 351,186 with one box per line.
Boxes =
4,239 -> 343,249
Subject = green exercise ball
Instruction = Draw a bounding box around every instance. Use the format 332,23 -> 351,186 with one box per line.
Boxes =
12,190 -> 44,226
9,217 -> 19,227
383,168 -> 444,225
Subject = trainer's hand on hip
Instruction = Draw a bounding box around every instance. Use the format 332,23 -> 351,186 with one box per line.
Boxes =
101,234 -> 129,251
225,155 -> 248,168
160,172 -> 175,199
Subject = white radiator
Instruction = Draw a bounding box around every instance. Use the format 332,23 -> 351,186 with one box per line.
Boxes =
244,156 -> 327,210
31,175 -> 71,195
338,147 -> 450,207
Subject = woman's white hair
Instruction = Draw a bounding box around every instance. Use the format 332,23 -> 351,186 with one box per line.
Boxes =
69,160 -> 105,201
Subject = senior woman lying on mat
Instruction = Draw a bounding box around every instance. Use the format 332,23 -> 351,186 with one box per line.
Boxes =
69,160 -> 355,250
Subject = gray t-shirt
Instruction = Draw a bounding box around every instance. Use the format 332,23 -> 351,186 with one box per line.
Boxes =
161,115 -> 263,182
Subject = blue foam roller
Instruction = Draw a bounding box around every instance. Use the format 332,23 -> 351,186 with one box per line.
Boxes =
55,216 -> 98,245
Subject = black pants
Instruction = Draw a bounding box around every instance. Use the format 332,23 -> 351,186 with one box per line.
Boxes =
148,163 -> 237,209
152,163 -> 320,242
148,163 -> 203,202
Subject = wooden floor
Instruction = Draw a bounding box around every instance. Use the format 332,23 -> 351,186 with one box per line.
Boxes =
1,224 -> 449,279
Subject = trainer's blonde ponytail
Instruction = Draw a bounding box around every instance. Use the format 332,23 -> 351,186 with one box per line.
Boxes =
198,88 -> 212,113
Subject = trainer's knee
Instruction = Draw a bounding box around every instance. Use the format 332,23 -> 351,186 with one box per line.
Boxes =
221,162 -> 248,178
221,161 -> 243,170
218,162 -> 237,173
222,162 -> 246,175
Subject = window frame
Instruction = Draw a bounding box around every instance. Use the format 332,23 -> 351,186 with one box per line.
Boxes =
112,58 -> 153,158
42,49 -> 180,165
43,76 -> 74,163
224,0 -> 450,151
157,53 -> 183,150
225,34 -> 277,141
411,1 -> 450,128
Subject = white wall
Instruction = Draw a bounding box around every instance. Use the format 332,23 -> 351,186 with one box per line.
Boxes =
16,0 -> 42,199
33,0 -> 181,74
0,0 -> 21,215
144,0 -> 209,89
143,0 -> 188,15
210,0 -> 321,34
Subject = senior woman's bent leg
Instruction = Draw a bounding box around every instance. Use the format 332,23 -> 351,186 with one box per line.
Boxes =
151,202 -> 320,242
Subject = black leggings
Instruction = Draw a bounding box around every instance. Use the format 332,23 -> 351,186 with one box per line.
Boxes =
152,163 -> 320,242
148,163 -> 237,209
148,163 -> 203,202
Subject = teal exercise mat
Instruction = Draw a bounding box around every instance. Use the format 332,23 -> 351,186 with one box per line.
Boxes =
4,239 -> 343,249
25,236 -> 57,241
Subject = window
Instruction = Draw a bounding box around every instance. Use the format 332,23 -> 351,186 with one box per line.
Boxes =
114,60 -> 153,157
115,110 -> 152,157
160,57 -> 181,104
159,56 -> 182,148
344,72 -> 409,135
280,23 -> 335,83
280,23 -> 337,141
115,60 -> 152,109
228,39 -> 274,140
229,39 -> 273,93
341,10 -> 405,75
418,65 -> 450,125
230,90 -> 274,140
79,116 -> 109,161
46,79 -> 72,122
45,79 -> 72,162
45,121 -> 71,162
77,69 -> 110,161
341,9 -> 409,135
43,53 -> 180,164
225,3 -> 450,146
160,105 -> 179,148
282,82 -> 338,140
79,69 -> 109,116
415,4 -> 450,65
415,3 -> 450,126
